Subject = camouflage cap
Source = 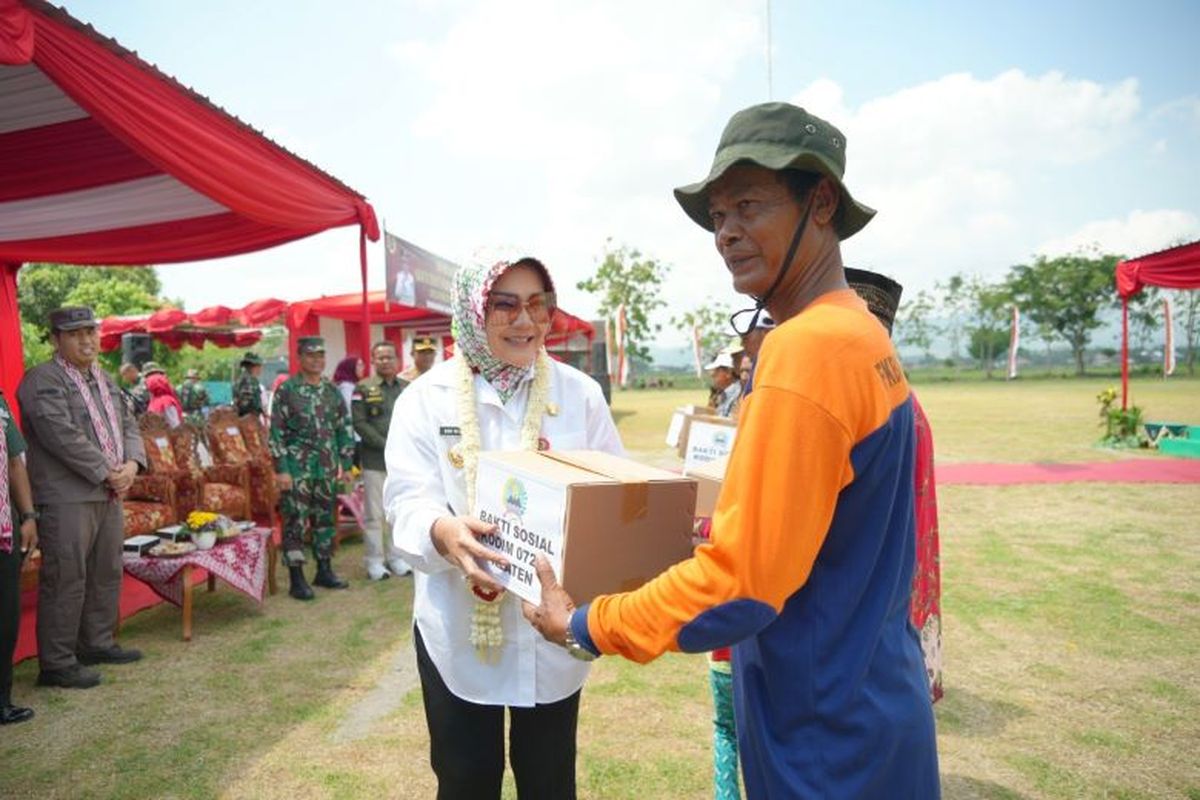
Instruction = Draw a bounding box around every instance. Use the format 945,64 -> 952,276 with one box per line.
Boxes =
49,306 -> 97,332
141,361 -> 165,375
297,337 -> 326,354
845,268 -> 903,336
240,351 -> 264,366
674,102 -> 876,240
412,336 -> 437,352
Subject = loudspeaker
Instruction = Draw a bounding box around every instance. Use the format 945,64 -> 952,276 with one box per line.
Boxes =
121,333 -> 153,367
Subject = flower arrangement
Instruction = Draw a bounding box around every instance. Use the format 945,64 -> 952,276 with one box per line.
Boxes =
185,511 -> 233,548
454,350 -> 552,662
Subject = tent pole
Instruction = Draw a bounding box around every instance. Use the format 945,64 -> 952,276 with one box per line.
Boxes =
1121,297 -> 1130,410
360,226 -> 371,376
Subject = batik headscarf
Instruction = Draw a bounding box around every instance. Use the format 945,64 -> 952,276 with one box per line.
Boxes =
451,255 -> 555,404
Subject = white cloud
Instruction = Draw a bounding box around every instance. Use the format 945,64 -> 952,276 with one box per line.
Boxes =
789,70 -> 1144,289
1035,209 -> 1200,259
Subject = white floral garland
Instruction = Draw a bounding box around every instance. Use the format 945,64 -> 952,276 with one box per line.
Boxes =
452,351 -> 552,662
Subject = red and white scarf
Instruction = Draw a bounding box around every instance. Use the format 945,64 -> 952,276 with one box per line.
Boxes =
55,355 -> 124,471
0,403 -> 10,554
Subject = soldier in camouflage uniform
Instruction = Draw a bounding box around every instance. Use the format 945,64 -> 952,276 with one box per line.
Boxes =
270,338 -> 355,600
178,368 -> 210,423
233,352 -> 265,417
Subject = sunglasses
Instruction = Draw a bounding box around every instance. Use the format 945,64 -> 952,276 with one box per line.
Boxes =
485,291 -> 557,326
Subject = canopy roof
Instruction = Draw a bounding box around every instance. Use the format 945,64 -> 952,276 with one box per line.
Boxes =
1115,240 -> 1200,299
0,0 -> 378,408
98,298 -> 287,353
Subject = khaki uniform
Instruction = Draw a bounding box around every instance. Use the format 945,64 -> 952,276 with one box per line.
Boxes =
17,360 -> 145,671
351,375 -> 408,571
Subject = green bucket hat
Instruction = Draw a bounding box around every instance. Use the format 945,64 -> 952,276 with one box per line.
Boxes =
674,102 -> 876,240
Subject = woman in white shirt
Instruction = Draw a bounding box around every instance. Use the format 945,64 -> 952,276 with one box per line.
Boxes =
384,254 -> 623,799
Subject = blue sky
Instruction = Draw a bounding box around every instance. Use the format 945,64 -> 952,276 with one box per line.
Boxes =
60,0 -> 1200,350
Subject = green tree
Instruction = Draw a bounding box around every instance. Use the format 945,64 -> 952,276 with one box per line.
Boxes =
935,273 -> 970,365
670,303 -> 733,366
895,289 -> 939,363
962,276 -> 1011,378
576,241 -> 669,370
1007,250 -> 1121,376
1127,286 -> 1163,363
17,263 -> 170,370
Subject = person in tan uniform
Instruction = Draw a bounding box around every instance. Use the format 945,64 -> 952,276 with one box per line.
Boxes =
399,336 -> 438,382
17,306 -> 146,690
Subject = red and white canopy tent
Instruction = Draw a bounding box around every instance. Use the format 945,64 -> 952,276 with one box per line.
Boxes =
1115,239 -> 1200,409
98,298 -> 288,353
287,291 -> 596,374
0,0 -> 379,415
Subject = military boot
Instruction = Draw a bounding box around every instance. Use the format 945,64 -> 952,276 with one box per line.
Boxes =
313,558 -> 349,589
288,565 -> 315,601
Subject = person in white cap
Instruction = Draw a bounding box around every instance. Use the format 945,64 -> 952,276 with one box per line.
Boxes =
704,351 -> 741,418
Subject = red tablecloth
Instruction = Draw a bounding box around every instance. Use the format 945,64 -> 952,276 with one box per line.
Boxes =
123,528 -> 270,607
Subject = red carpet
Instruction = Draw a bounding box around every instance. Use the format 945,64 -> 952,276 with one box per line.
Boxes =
13,570 -> 210,664
938,458 -> 1200,486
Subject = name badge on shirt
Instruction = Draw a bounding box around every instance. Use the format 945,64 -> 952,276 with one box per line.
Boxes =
439,426 -> 461,437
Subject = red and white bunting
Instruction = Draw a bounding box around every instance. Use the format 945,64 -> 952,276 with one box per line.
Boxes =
1164,297 -> 1176,377
615,303 -> 629,388
1007,305 -> 1020,380
691,324 -> 704,378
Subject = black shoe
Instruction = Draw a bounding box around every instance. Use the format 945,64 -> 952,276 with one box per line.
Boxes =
288,564 -> 315,601
77,645 -> 143,665
36,664 -> 101,689
0,704 -> 34,725
313,558 -> 349,589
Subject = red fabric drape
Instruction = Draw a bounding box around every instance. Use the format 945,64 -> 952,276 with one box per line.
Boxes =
1115,240 -> 1200,299
0,0 -> 33,64
1115,240 -> 1200,408
0,263 -> 24,421
24,3 -> 379,241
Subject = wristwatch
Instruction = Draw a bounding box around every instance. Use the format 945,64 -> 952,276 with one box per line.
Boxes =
18,510 -> 39,524
563,619 -> 597,662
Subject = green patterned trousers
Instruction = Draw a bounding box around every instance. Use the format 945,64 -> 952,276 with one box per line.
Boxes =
279,474 -> 337,565
709,666 -> 741,800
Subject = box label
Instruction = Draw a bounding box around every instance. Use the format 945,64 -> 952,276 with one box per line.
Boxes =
683,420 -> 737,472
475,460 -> 568,604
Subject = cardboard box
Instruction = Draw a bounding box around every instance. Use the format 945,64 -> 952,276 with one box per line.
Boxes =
665,405 -> 709,448
685,454 -> 728,518
475,450 -> 698,605
680,416 -> 737,470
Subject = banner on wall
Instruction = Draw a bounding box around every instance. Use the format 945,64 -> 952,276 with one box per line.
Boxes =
384,231 -> 458,313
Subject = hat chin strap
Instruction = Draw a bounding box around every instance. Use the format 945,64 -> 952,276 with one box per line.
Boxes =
729,197 -> 813,336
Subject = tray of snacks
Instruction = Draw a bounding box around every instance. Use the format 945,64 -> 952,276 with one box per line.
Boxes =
148,541 -> 197,559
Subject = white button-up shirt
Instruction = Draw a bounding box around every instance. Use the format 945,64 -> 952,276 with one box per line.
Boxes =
383,357 -> 624,707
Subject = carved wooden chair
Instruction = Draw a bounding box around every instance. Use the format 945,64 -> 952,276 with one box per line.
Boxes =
170,421 -> 251,521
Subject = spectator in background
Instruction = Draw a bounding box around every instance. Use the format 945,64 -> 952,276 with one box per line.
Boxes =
333,356 -> 366,414
118,362 -> 149,416
704,352 -> 742,418
234,352 -> 265,417
179,368 -> 210,424
351,342 -> 410,581
146,373 -> 184,428
399,337 -> 438,382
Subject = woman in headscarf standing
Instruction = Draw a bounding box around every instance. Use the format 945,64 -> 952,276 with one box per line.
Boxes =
383,254 -> 623,799
146,372 -> 184,428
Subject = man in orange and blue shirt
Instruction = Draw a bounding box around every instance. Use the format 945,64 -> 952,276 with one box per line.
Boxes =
524,103 -> 940,798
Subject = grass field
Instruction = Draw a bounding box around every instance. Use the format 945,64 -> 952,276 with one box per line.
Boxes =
1,375 -> 1197,799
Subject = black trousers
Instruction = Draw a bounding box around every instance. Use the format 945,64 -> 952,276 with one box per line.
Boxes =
414,625 -> 580,800
1,544 -> 21,706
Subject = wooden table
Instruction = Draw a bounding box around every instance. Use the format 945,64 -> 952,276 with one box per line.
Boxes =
123,528 -> 271,641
